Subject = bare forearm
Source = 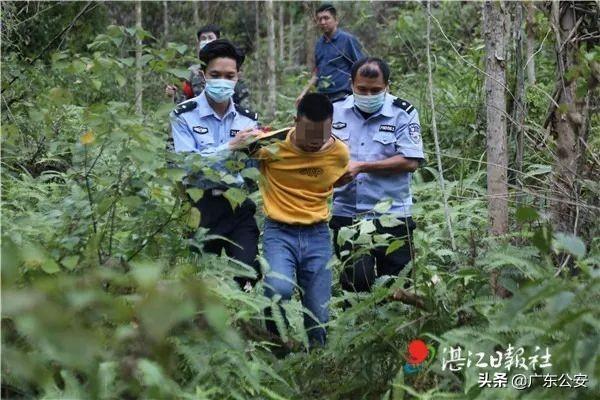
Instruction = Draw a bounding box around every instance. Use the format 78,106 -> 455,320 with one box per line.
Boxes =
357,155 -> 420,175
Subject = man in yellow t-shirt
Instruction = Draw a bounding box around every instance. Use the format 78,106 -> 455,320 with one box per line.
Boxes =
254,93 -> 349,347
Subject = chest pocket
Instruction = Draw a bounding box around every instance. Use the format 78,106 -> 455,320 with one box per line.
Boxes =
372,131 -> 397,156
193,130 -> 215,149
333,129 -> 350,142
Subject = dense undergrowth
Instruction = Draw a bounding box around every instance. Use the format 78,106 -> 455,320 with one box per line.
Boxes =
2,3 -> 599,399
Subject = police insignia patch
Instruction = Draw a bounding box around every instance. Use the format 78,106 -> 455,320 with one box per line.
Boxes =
408,123 -> 421,143
332,122 -> 347,129
230,129 -> 240,137
193,126 -> 209,134
174,101 -> 198,115
379,124 -> 396,132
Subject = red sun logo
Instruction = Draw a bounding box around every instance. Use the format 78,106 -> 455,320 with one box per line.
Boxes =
407,339 -> 429,365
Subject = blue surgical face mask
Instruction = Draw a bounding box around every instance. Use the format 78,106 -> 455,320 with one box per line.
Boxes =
353,90 -> 386,113
204,79 -> 236,103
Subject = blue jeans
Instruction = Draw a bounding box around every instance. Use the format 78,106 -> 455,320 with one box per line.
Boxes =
263,218 -> 333,346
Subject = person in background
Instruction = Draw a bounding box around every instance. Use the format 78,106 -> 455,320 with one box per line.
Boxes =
169,39 -> 261,290
165,24 -> 251,108
296,4 -> 364,105
329,57 -> 424,295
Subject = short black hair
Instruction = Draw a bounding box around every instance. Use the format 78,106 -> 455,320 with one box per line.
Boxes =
297,93 -> 333,122
351,57 -> 390,84
197,24 -> 221,40
198,39 -> 245,71
316,4 -> 337,18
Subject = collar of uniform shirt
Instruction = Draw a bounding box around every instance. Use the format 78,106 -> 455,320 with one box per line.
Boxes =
322,28 -> 342,42
340,94 -> 395,118
196,91 -> 237,120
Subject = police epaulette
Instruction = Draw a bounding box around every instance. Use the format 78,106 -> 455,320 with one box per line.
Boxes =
393,98 -> 415,114
174,101 -> 198,116
331,94 -> 348,103
235,104 -> 258,121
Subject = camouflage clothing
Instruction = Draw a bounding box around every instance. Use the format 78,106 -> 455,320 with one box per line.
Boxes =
173,64 -> 251,109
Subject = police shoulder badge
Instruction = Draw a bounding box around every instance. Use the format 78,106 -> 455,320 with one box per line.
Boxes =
332,121 -> 347,130
174,101 -> 198,115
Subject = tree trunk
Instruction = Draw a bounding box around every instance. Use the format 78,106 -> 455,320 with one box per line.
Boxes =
484,1 -> 509,297
135,1 -> 143,116
512,1 -> 526,204
162,1 -> 169,41
304,2 -> 315,69
287,5 -> 294,65
278,2 -> 285,61
193,1 -> 199,27
549,1 -> 584,235
265,0 -> 276,118
254,1 -> 263,109
483,1 -> 508,236
525,1 -> 536,85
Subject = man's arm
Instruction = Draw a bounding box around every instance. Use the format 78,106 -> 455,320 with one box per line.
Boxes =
348,34 -> 365,63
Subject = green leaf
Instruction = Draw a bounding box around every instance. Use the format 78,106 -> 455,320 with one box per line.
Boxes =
91,79 -> 102,91
140,54 -> 153,66
41,258 -> 61,274
532,225 -> 552,254
373,198 -> 392,214
187,207 -> 201,229
223,188 -> 247,210
115,73 -> 126,87
48,87 -> 72,105
359,220 -> 376,235
61,255 -> 79,270
121,195 -> 143,209
166,68 -> 190,80
516,206 -> 539,223
386,239 -> 405,255
553,233 -> 586,259
241,167 -> 261,180
337,226 -> 355,246
186,188 -> 204,202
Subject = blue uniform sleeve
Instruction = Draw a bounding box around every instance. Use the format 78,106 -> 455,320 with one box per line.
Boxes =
170,112 -> 199,153
170,112 -> 230,156
394,110 -> 425,160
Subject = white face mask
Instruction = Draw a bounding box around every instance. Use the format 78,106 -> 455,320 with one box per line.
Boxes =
199,39 -> 214,50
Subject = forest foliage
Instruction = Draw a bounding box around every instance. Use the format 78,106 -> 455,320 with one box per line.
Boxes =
1,1 -> 599,399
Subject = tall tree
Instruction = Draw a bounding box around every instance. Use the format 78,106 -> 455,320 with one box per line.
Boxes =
278,2 -> 285,60
483,1 -> 509,296
548,1 -> 597,235
135,1 -> 143,116
193,1 -> 199,27
254,1 -> 263,109
512,1 -> 527,203
304,2 -> 315,69
162,1 -> 169,41
483,0 -> 508,236
266,0 -> 276,118
287,5 -> 294,65
525,1 -> 536,85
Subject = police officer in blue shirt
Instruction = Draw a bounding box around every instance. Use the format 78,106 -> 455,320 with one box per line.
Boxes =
296,4 -> 364,105
330,57 -> 424,293
170,39 -> 261,289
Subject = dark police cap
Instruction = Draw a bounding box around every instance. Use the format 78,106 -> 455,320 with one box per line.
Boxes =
198,39 -> 245,69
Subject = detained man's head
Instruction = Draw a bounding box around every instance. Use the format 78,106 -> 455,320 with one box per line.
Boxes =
198,39 -> 245,103
294,93 -> 333,152
315,4 -> 338,36
196,24 -> 221,51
